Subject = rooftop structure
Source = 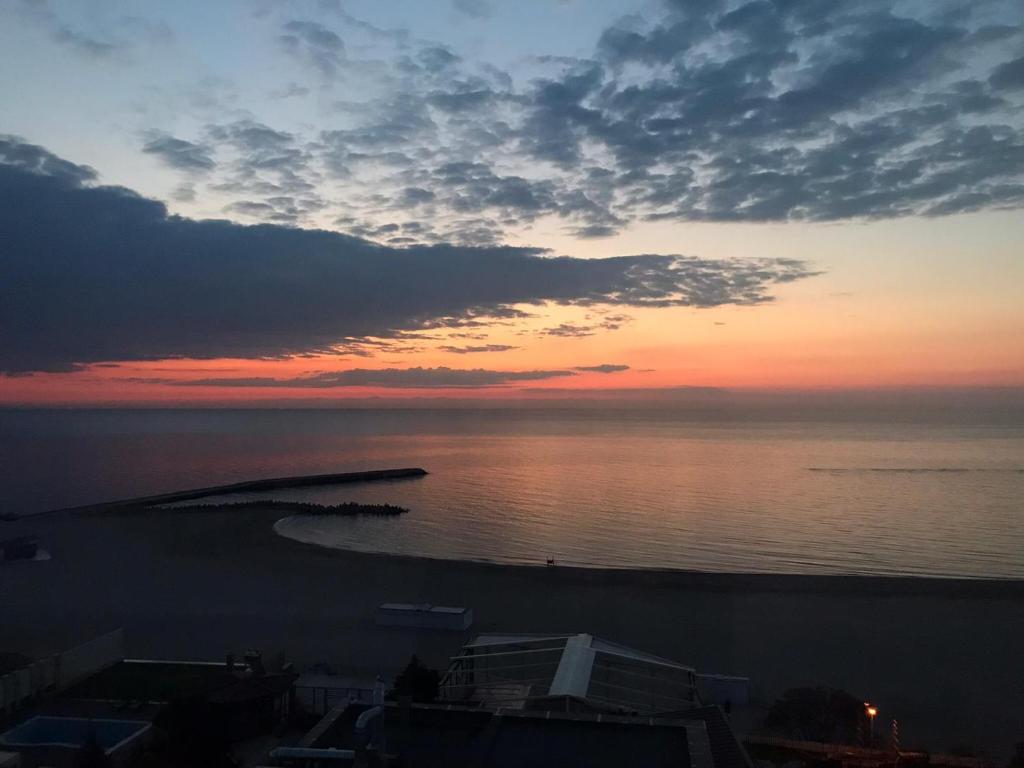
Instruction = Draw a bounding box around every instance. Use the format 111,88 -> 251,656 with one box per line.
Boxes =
280,700 -> 753,768
62,657 -> 296,742
2,634 -> 298,766
375,603 -> 474,631
295,673 -> 384,715
439,633 -> 704,715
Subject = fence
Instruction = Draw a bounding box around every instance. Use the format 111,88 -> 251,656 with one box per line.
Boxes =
1,629 -> 124,715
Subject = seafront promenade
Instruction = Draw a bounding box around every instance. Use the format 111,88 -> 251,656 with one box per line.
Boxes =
1,498 -> 1022,757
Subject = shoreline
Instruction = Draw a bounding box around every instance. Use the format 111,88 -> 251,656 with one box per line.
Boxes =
12,499 -> 1024,600
268,514 -> 1024,598
8,491 -> 1024,591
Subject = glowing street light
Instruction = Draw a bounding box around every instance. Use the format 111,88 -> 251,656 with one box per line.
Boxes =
864,702 -> 878,745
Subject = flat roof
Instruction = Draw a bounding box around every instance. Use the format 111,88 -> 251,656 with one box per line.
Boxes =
296,673 -> 378,689
379,603 -> 469,614
377,702 -> 704,768
60,659 -> 236,701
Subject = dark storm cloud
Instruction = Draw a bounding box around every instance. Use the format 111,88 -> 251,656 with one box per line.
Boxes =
0,136 -> 96,184
142,134 -> 215,172
573,364 -> 630,373
138,367 -> 574,389
0,138 -> 815,374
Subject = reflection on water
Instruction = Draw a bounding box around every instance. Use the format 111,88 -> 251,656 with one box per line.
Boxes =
2,408 -> 1023,577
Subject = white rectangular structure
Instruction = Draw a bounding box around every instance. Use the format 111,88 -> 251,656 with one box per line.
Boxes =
374,603 -> 473,630
295,674 -> 383,714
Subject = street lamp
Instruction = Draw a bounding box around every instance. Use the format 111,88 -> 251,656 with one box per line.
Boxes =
864,702 -> 878,745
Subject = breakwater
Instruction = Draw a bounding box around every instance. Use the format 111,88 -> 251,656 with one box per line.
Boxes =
14,468 -> 428,518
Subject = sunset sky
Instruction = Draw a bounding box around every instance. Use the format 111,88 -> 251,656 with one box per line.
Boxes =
1,0 -> 1023,404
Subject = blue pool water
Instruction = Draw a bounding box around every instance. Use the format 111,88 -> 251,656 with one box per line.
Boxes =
0,716 -> 149,751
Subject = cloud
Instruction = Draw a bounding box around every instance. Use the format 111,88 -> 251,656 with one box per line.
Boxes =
0,136 -> 815,374
269,82 -> 311,100
51,26 -> 120,58
453,0 -> 492,20
202,120 -> 320,224
439,344 -> 519,354
0,136 -> 97,184
9,1 -> 1023,241
142,134 -> 215,172
196,0 -> 1024,239
400,187 -> 436,205
990,55 -> 1024,91
535,323 -> 598,338
279,20 -> 345,79
137,367 -> 575,388
532,313 -> 632,338
522,0 -> 1024,224
573,364 -> 629,373
12,1 -> 171,60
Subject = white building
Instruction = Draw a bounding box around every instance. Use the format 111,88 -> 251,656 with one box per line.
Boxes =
439,633 -> 747,715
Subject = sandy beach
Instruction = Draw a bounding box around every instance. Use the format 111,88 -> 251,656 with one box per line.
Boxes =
2,507 -> 1022,758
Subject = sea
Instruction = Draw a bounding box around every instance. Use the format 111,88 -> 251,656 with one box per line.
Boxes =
2,407 -> 1022,578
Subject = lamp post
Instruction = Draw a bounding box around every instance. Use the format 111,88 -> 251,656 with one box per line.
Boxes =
864,702 -> 878,746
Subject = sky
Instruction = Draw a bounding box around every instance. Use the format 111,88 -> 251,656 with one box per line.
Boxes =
1,0 -> 1022,405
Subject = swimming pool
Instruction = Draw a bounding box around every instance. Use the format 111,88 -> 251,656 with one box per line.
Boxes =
0,716 -> 151,752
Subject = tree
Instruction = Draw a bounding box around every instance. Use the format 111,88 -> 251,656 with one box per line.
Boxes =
392,655 -> 440,703
154,695 -> 236,768
1008,742 -> 1024,768
763,686 -> 864,743
76,728 -> 112,768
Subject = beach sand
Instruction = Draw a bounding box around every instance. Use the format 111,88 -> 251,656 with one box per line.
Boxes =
2,507 -> 1022,757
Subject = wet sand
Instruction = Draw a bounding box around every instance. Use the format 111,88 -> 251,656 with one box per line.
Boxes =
2,507 -> 1022,757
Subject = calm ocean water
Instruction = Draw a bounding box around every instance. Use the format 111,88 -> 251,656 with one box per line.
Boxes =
2,408 -> 1022,578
